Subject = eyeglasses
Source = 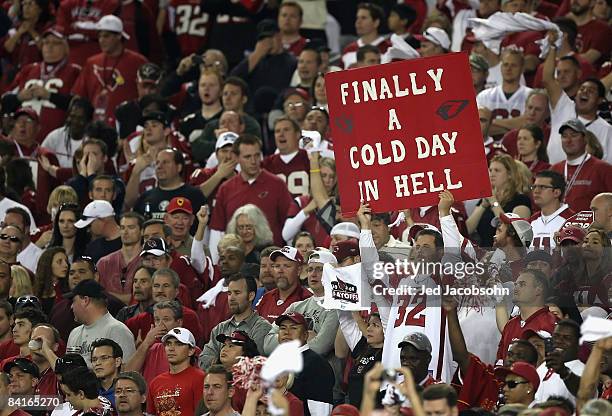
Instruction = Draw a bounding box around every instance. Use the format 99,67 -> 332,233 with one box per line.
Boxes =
0,234 -> 21,243
529,185 -> 556,191
91,355 -> 114,364
505,380 -> 529,389
115,388 -> 139,396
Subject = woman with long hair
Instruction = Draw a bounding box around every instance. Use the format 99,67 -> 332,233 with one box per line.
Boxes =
516,125 -> 550,175
466,154 -> 532,247
48,203 -> 89,261
34,246 -> 69,314
227,204 -> 273,264
311,73 -> 328,110
34,185 -> 78,248
9,264 -> 33,300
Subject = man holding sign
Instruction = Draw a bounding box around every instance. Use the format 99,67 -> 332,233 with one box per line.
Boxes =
325,52 -> 491,217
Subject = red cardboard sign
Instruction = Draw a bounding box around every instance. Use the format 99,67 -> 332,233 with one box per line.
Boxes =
561,210 -> 594,229
325,52 -> 492,216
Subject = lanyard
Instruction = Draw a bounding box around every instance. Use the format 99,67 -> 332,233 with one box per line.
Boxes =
101,49 -> 125,89
40,59 -> 66,82
563,154 -> 590,199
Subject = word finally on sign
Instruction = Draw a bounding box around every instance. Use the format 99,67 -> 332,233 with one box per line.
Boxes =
325,52 -> 491,216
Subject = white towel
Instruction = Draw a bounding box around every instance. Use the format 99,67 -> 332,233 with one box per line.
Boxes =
196,278 -> 227,309
580,316 -> 612,344
469,12 -> 562,55
381,34 -> 421,64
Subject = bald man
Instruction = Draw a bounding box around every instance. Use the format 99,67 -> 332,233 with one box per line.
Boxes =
590,193 -> 612,239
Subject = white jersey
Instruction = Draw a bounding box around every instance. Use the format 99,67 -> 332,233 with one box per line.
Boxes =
476,85 -> 533,119
380,274 -> 453,382
530,204 -> 574,250
486,64 -> 527,90
547,91 -> 612,164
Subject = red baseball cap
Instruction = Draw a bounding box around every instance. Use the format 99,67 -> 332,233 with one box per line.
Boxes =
331,404 -> 360,416
558,226 -> 586,244
42,26 -> 66,39
14,107 -> 38,123
166,197 -> 193,215
494,362 -> 540,391
332,240 -> 359,263
275,312 -> 307,328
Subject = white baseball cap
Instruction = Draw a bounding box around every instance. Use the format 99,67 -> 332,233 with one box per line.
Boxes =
422,27 -> 450,51
75,200 -> 115,229
161,327 -> 196,347
308,249 -> 338,265
491,213 -> 533,247
270,246 -> 304,264
330,222 -> 360,240
96,15 -> 130,40
215,132 -> 238,150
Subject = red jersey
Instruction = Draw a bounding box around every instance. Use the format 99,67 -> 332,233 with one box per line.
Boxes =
147,366 -> 205,416
126,305 -> 203,346
210,169 -> 294,246
142,341 -> 202,384
551,156 -> 612,212
287,195 -> 329,247
119,0 -> 163,64
284,37 -> 307,56
170,251 -> 206,308
188,166 -> 235,204
576,19 -> 612,66
55,0 -> 120,66
36,367 -> 60,396
168,0 -> 211,56
501,125 -> 551,158
496,307 -> 557,361
256,285 -> 313,323
455,353 -> 501,411
262,150 -> 310,197
6,60 -> 81,141
71,48 -> 148,126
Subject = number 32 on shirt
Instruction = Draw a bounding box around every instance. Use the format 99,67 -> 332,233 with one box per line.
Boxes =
394,293 -> 426,328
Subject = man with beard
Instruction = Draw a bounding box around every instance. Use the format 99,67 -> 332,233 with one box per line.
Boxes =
114,372 -> 147,416
97,212 -> 144,305
125,301 -> 201,384
567,0 -> 612,65
256,246 -> 312,323
263,249 -> 339,356
90,338 -> 123,407
199,274 -> 270,369
544,37 -> 612,164
258,246 -> 279,292
116,266 -> 155,322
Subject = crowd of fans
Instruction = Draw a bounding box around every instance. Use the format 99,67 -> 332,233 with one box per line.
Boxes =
0,0 -> 610,415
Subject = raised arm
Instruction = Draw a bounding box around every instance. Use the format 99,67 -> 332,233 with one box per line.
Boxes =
542,31 -> 562,109
441,295 -> 470,375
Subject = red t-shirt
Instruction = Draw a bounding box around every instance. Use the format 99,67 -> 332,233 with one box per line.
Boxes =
210,169 -> 294,246
147,366 -> 205,416
126,306 -> 203,346
285,37 -> 307,56
456,354 -> 501,411
71,48 -> 148,126
256,285 -> 313,323
143,341 -> 202,384
168,0 -> 211,56
287,195 -> 329,247
6,60 -> 81,141
262,150 -> 310,198
496,307 -> 558,361
576,19 -> 612,66
0,339 -> 19,361
55,0 -> 120,66
551,156 -> 612,212
36,366 -> 60,396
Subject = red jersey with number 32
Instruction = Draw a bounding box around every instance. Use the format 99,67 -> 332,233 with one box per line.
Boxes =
381,274 -> 454,382
168,0 -> 211,56
8,61 -> 81,140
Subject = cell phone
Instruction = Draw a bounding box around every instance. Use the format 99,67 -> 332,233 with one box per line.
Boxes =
381,369 -> 397,382
544,337 -> 554,355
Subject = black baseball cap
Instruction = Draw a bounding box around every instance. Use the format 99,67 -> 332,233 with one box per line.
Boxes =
64,279 -> 107,300
137,63 -> 162,84
140,237 -> 169,257
524,250 -> 553,265
256,19 -> 279,40
3,357 -> 40,378
55,354 -> 87,375
141,111 -> 169,127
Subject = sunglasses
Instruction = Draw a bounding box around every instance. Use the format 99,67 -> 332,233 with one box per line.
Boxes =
16,295 -> 40,305
0,234 -> 21,243
505,380 -> 529,389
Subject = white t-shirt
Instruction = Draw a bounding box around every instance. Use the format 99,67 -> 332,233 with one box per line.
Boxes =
535,359 -> 585,405
0,197 -> 37,232
41,126 -> 83,168
548,91 -> 612,164
476,85 -> 533,119
530,204 -> 574,250
17,242 -> 43,273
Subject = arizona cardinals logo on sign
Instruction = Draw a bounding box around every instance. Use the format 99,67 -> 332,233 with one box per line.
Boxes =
331,277 -> 358,303
436,99 -> 469,120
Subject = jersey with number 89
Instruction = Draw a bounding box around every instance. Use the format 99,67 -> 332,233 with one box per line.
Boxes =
262,150 -> 310,198
168,0 -> 211,56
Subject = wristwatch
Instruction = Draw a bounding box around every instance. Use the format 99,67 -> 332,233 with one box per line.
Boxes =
492,201 -> 500,208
